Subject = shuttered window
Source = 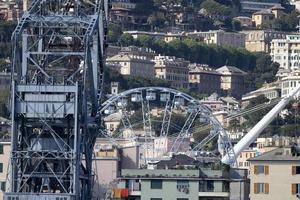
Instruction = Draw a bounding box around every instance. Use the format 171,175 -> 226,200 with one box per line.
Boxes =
254,183 -> 269,194
254,165 -> 269,175
292,166 -> 300,175
292,184 -> 300,195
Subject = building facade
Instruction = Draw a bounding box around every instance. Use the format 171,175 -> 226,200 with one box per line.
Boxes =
114,168 -> 230,200
0,140 -> 10,200
271,35 -> 300,70
216,65 -> 247,99
187,30 -> 246,48
154,55 -> 189,89
188,64 -> 221,95
242,30 -> 288,53
109,0 -> 148,30
281,70 -> 300,98
106,49 -> 155,78
248,147 -> 300,200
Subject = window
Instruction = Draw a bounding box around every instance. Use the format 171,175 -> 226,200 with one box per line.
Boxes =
0,181 -> 5,191
177,180 -> 189,194
207,180 -> 214,192
254,183 -> 269,194
0,163 -> 3,173
151,180 -> 162,189
254,165 -> 269,175
292,166 -> 300,175
292,183 -> 300,194
0,144 -> 3,154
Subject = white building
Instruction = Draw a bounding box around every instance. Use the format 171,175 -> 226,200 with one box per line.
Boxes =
271,35 -> 300,70
281,70 -> 300,98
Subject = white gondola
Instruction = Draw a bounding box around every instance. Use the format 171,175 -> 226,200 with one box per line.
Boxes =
131,93 -> 142,102
174,96 -> 184,106
146,90 -> 156,101
117,97 -> 128,107
160,92 -> 171,102
104,105 -> 116,115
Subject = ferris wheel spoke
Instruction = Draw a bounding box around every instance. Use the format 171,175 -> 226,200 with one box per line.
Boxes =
160,93 -> 174,137
115,102 -> 134,139
170,109 -> 200,153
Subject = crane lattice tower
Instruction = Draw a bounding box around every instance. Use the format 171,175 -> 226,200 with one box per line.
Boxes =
6,0 -> 108,199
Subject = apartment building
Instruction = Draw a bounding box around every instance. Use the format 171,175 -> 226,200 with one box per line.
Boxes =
237,149 -> 258,170
187,30 -> 246,48
251,5 -> 285,29
188,64 -> 221,95
271,35 -> 300,70
114,168 -> 230,200
106,49 -> 155,78
242,30 -> 288,53
0,0 -> 23,21
0,140 -> 10,200
154,55 -> 189,89
248,146 -> 300,200
109,0 -> 147,30
281,70 -> 300,98
216,65 -> 247,99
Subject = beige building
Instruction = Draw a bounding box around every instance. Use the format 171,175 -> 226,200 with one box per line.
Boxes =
187,30 -> 246,48
248,147 -> 300,200
0,140 -> 10,200
242,30 -> 288,53
106,50 -> 155,78
252,5 -> 285,29
188,64 -> 221,94
271,35 -> 300,70
216,65 -> 247,99
154,55 -> 189,89
237,149 -> 257,170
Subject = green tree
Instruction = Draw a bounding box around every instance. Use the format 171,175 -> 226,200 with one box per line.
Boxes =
107,23 -> 122,44
119,33 -> 134,47
243,95 -> 270,128
232,19 -> 241,31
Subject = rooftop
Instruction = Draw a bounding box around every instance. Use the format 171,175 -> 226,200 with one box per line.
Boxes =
248,146 -> 300,161
216,65 -> 247,75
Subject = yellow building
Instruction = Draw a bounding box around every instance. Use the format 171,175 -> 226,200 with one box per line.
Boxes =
248,147 -> 300,200
252,10 -> 275,29
242,30 -> 288,53
0,140 -> 10,200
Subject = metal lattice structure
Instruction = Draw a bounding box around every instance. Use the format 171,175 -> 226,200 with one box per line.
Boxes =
99,87 -> 234,162
7,0 -> 108,199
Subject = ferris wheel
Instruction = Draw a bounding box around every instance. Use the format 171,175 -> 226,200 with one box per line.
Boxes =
99,87 -> 234,162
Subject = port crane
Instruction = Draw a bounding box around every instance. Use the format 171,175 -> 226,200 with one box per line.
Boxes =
6,0 -> 108,200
